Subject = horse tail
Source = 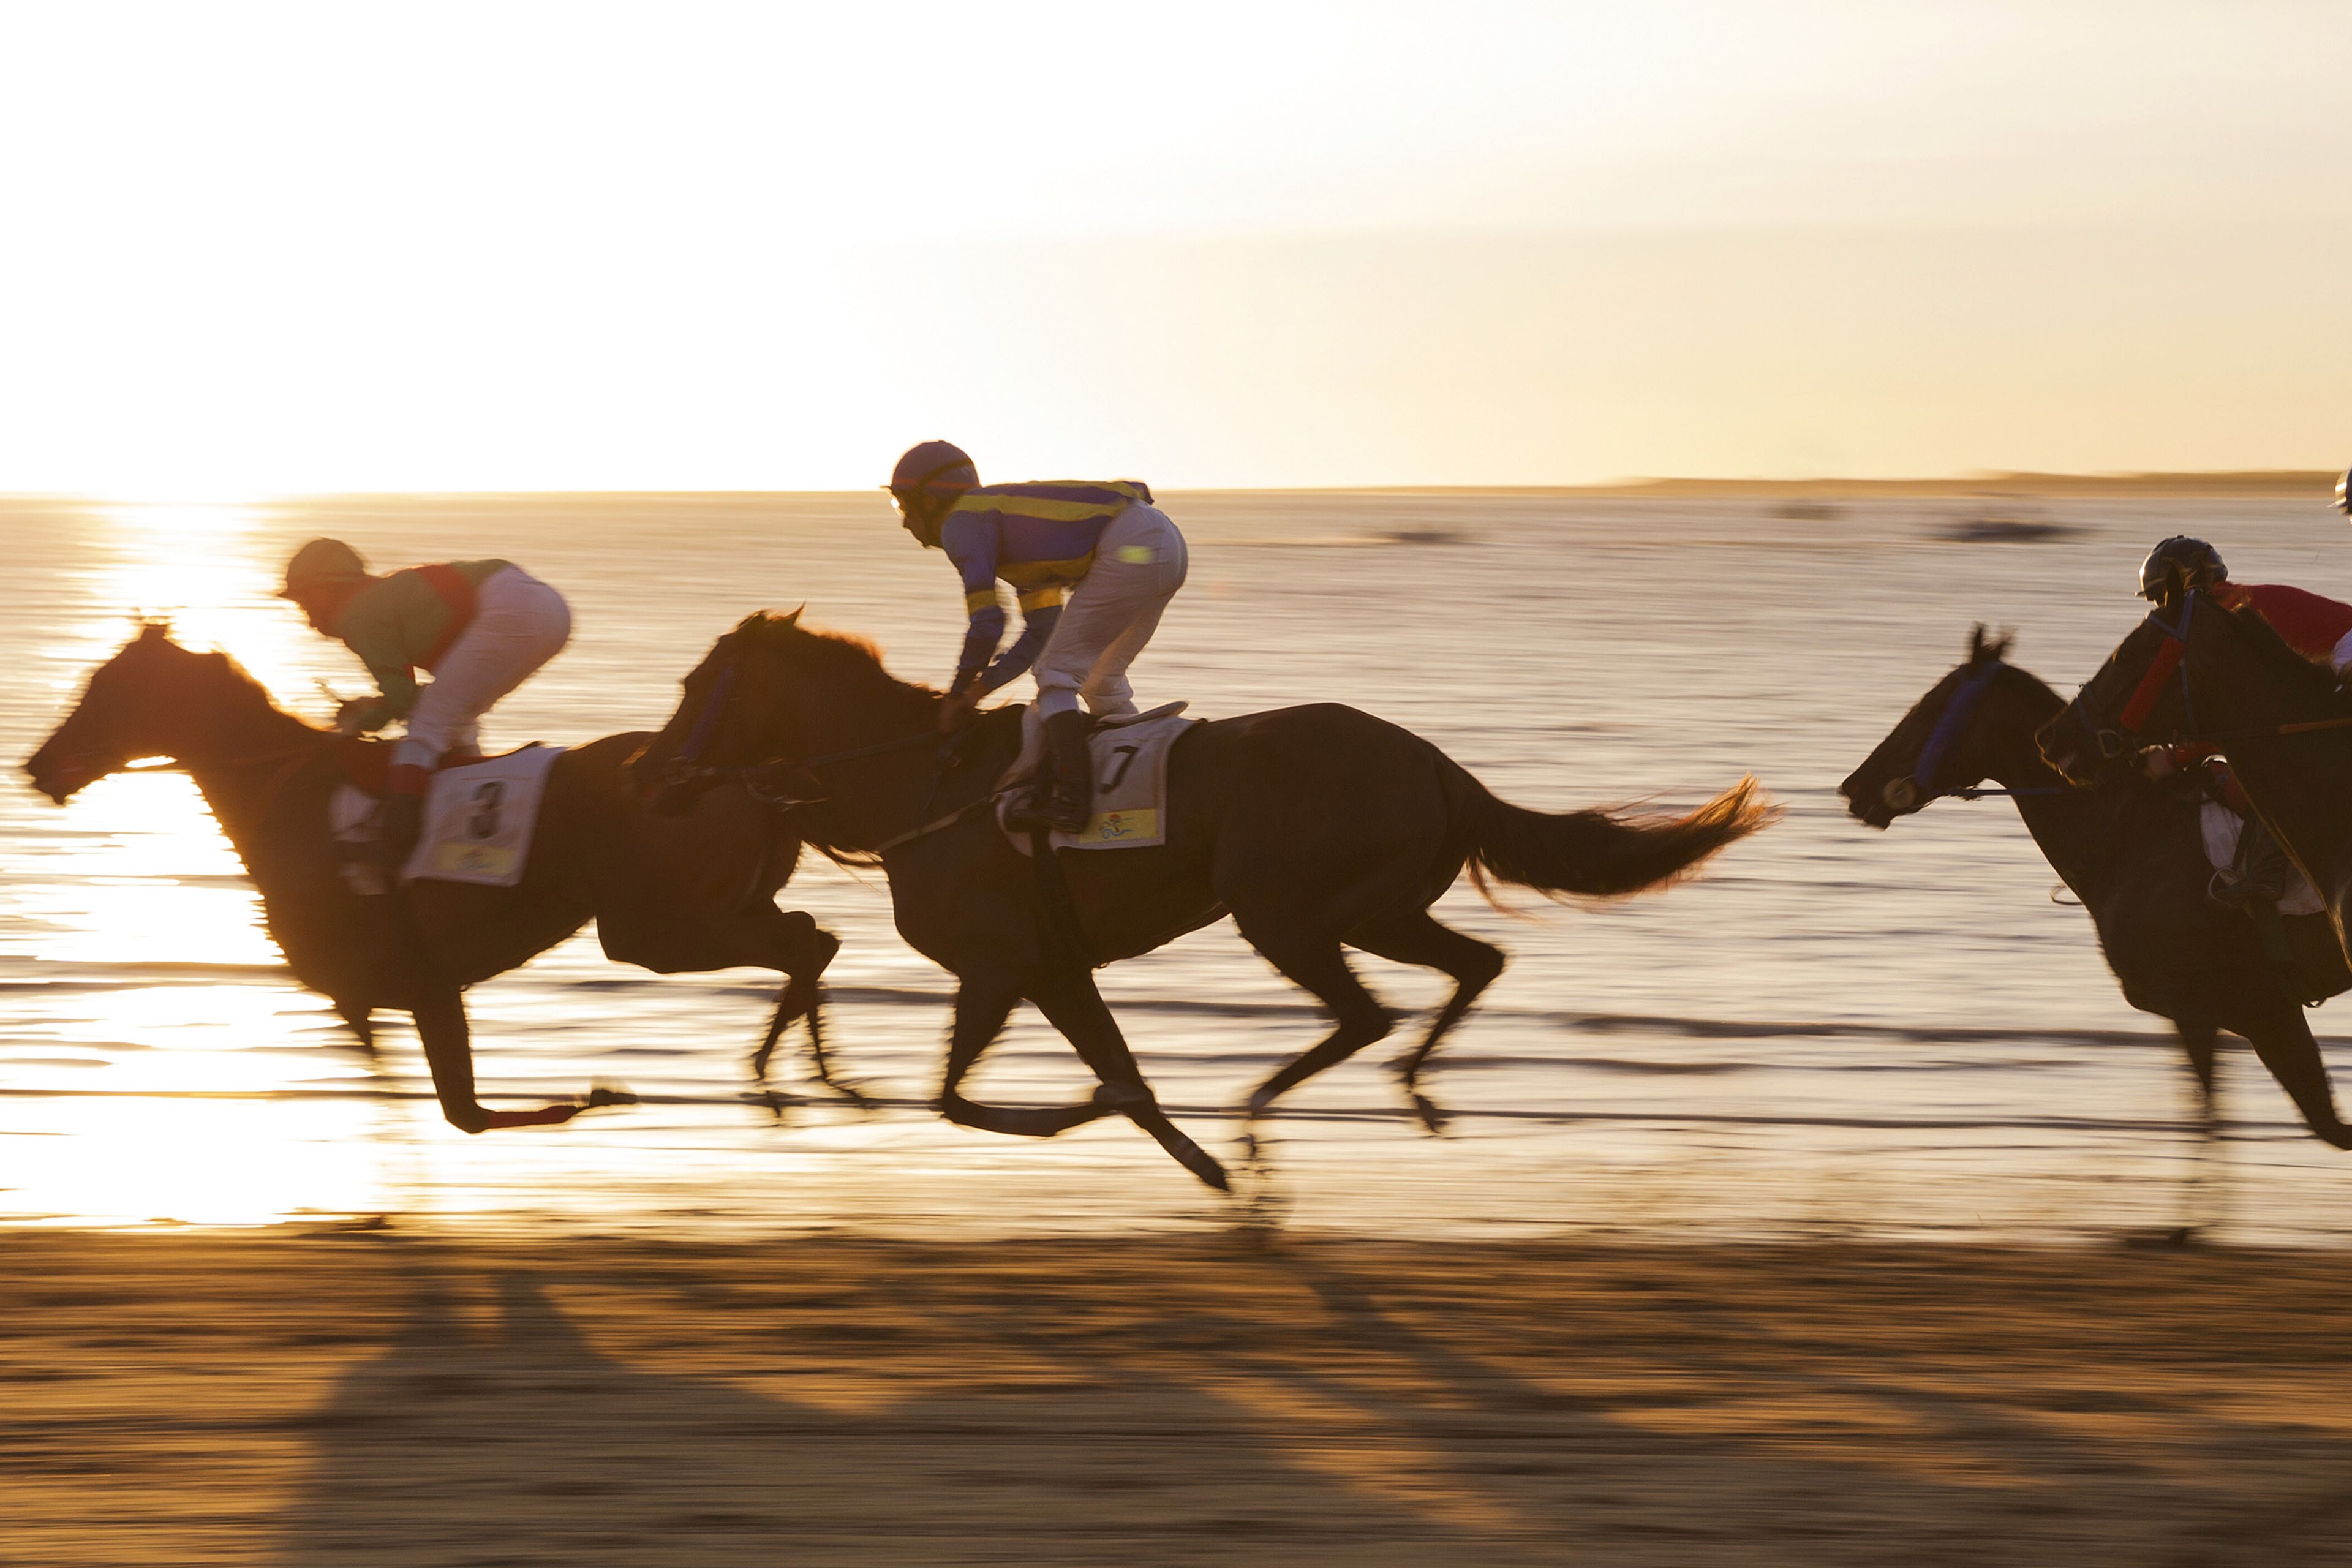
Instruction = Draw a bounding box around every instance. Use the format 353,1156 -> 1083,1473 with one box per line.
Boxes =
1453,769 -> 1775,903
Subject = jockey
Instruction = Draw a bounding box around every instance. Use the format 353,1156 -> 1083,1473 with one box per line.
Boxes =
2137,535 -> 2352,671
888,440 -> 1188,834
280,540 -> 572,862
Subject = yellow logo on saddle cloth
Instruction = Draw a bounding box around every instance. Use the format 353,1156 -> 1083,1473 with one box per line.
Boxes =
1080,808 -> 1158,845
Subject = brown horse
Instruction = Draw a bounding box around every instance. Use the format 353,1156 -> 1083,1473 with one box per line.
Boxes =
23,624 -> 842,1132
1842,626 -> 2352,1179
630,611 -> 1772,1191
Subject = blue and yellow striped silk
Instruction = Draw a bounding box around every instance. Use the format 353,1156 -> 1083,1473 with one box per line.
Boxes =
937,480 -> 1152,695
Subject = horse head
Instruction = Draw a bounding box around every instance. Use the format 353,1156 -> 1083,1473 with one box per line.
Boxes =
1839,624 -> 2025,827
24,622 -> 222,802
629,607 -> 886,817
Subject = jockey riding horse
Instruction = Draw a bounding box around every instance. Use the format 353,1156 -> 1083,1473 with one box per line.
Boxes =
886,441 -> 1188,834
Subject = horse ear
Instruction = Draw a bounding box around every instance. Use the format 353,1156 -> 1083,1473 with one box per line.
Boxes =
1968,624 -> 1988,662
778,605 -> 804,628
1991,626 -> 2016,663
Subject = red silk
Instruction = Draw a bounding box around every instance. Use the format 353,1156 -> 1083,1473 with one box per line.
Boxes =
2119,636 -> 2185,733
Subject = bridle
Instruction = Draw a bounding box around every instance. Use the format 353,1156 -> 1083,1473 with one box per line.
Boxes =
2069,590 -> 2352,763
1880,657 -> 2062,811
658,654 -> 981,847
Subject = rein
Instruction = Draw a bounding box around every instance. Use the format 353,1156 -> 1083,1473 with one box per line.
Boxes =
661,649 -> 988,848
2092,594 -> 2352,752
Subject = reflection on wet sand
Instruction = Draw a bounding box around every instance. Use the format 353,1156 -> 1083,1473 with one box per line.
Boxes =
9,491 -> 2352,1241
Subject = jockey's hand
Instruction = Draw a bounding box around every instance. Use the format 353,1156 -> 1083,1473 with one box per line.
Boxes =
2141,747 -> 2177,782
333,698 -> 378,736
937,692 -> 979,733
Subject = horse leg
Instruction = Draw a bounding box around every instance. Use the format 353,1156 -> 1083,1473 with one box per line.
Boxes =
750,914 -> 854,1101
2173,1017 -> 2223,1238
410,988 -> 627,1133
334,999 -> 378,1057
1240,935 -> 1396,1123
2237,1006 -> 2352,1150
1345,909 -> 1506,1136
1027,973 -> 1231,1191
935,976 -> 1111,1139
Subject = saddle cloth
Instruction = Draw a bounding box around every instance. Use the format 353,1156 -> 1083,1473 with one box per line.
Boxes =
997,702 -> 1198,853
2200,799 -> 2326,918
330,744 -> 565,888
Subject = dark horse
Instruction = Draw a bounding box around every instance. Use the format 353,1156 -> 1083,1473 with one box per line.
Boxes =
23,624 -> 842,1132
2044,589 -> 2352,976
1842,626 -> 2352,1164
630,611 -> 1772,1191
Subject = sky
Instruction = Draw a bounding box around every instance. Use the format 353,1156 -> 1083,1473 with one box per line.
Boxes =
0,0 -> 2346,494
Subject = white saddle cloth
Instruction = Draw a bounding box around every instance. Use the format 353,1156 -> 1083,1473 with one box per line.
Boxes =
2199,799 -> 2326,918
330,744 -> 566,888
997,702 -> 1198,852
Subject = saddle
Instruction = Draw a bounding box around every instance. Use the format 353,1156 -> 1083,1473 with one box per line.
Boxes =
336,736 -> 492,797
995,703 -> 1199,853
330,744 -> 566,891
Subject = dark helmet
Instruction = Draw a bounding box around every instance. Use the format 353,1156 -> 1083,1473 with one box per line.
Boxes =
2137,535 -> 2227,603
888,440 -> 978,496
280,537 -> 369,600
2334,465 -> 2349,518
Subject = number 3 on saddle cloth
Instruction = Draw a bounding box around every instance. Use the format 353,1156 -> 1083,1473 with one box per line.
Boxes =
995,703 -> 1199,854
328,741 -> 566,893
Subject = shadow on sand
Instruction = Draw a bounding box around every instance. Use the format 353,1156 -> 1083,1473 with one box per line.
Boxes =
235,1237 -> 2352,1567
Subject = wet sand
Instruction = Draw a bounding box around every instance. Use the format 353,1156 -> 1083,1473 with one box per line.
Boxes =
6,1232 -> 2351,1566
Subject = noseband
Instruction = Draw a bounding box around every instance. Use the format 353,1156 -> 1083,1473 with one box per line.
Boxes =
1879,658 -> 2061,811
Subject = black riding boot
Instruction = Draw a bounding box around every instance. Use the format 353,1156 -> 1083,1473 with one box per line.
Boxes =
1008,710 -> 1094,834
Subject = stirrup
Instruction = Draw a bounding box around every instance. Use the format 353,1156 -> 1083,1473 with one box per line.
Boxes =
1005,784 -> 1088,834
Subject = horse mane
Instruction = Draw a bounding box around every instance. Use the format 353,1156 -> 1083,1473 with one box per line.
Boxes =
135,625 -> 326,736
2217,598 -> 2346,710
731,609 -> 941,701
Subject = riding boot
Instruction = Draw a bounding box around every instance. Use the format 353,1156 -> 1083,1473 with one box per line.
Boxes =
1007,710 -> 1095,834
377,791 -> 424,872
1039,709 -> 1094,832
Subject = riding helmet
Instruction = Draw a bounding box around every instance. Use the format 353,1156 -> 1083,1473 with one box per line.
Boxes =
280,538 -> 370,601
888,440 -> 978,497
2136,535 -> 2227,603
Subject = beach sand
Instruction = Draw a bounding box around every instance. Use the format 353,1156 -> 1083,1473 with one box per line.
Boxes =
5,1231 -> 2351,1566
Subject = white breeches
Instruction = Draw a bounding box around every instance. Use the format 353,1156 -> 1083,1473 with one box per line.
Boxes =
1033,504 -> 1188,720
394,567 -> 571,766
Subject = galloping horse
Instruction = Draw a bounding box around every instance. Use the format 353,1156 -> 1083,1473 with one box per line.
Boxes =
24,624 -> 842,1131
1843,626 -> 2351,1161
631,610 -> 1773,1191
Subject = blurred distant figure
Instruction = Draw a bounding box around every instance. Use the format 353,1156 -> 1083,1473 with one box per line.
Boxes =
280,540 -> 572,861
887,440 -> 1188,834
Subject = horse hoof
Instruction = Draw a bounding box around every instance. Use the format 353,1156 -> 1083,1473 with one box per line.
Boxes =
1409,1091 -> 1451,1137
740,1088 -> 801,1121
582,1083 -> 638,1110
822,1078 -> 881,1112
2122,1225 -> 2202,1250
1156,1129 -> 1231,1192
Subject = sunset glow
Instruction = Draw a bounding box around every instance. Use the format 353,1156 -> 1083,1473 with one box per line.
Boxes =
1,1 -> 2345,494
